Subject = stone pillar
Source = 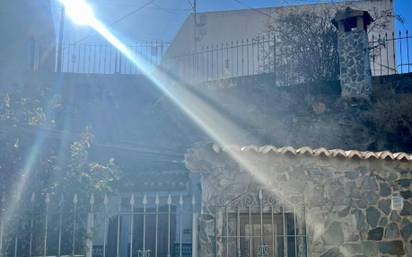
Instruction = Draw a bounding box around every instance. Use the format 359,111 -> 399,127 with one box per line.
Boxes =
198,213 -> 216,257
332,7 -> 374,99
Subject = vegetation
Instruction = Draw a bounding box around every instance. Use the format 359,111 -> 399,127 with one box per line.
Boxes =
264,9 -> 339,84
0,81 -> 120,255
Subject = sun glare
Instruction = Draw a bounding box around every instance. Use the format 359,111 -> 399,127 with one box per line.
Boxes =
59,0 -> 96,26
56,0 -> 295,209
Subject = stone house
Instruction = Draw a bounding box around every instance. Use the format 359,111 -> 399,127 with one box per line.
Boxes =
182,7 -> 412,257
0,3 -> 410,257
185,145 -> 412,257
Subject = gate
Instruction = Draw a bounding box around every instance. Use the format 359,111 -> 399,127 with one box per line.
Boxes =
0,193 -> 198,257
0,191 -> 306,257
199,190 -> 308,257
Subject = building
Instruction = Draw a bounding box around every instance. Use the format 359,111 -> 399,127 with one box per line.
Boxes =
182,7 -> 412,257
0,2 -> 410,257
163,0 -> 395,83
0,0 -> 56,81
185,144 -> 412,257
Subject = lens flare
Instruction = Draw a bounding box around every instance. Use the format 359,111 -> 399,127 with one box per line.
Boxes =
59,0 -> 96,26
58,0 -> 300,209
1,0 -> 304,235
75,7 -> 299,210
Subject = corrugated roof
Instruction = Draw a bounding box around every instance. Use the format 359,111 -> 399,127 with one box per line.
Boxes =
212,144 -> 412,161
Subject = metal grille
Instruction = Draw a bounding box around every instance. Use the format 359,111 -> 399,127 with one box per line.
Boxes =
370,30 -> 411,76
59,41 -> 170,75
213,191 -> 308,257
162,33 -> 289,85
0,193 -> 198,257
164,30 -> 411,84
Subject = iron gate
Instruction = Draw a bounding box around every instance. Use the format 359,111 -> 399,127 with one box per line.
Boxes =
0,193 -> 198,257
0,191 -> 307,257
199,190 -> 308,257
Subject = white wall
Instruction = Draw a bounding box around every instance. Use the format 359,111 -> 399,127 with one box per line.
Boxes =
0,0 -> 56,81
163,0 -> 394,83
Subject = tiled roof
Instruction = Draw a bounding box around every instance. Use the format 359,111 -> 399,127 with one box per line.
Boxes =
212,144 -> 412,161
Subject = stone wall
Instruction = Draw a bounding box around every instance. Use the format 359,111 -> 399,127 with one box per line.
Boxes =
185,145 -> 412,257
337,29 -> 372,99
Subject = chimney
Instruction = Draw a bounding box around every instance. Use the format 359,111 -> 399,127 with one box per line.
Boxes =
332,7 -> 374,99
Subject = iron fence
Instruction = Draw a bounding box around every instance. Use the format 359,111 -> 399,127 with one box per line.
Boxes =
162,33 -> 301,86
370,30 -> 411,76
59,41 -> 170,74
54,32 -> 411,84
209,190 -> 308,257
0,190 -> 307,257
163,30 -> 411,84
0,192 -> 197,257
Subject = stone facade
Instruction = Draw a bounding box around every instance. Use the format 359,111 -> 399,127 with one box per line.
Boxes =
337,30 -> 373,99
185,145 -> 412,257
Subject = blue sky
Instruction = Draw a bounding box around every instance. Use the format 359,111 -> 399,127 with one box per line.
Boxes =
54,0 -> 411,43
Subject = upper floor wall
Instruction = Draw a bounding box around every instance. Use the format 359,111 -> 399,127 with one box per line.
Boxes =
0,0 -> 56,82
166,0 -> 394,58
163,0 -> 396,83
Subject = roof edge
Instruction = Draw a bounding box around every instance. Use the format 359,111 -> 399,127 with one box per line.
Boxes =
212,144 -> 412,161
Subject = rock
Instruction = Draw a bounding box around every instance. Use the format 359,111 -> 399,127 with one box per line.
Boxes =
351,234 -> 360,241
361,241 -> 377,256
364,176 -> 378,191
387,173 -> 399,182
378,199 -> 391,215
379,183 -> 391,197
398,179 -> 411,188
366,191 -> 378,205
354,209 -> 368,231
320,247 -> 343,257
338,206 -> 350,217
400,201 -> 412,216
345,171 -> 358,180
400,222 -> 412,241
368,227 -> 383,240
343,243 -> 361,254
378,241 -> 405,255
323,221 -> 344,245
400,190 -> 412,199
384,223 -> 400,239
356,199 -> 368,209
366,207 -> 381,227
344,181 -> 356,196
390,211 -> 402,223
378,217 -> 388,226
332,187 -> 347,205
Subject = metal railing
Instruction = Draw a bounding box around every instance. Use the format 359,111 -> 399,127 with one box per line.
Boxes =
212,190 -> 308,257
163,30 -> 411,84
162,33 -> 301,86
52,31 -> 411,84
0,190 -> 307,257
0,192 -> 197,257
370,30 -> 411,76
59,41 -> 170,74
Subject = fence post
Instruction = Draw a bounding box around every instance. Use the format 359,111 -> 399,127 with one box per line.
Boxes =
72,194 -> 78,257
43,193 -> 50,257
114,51 -> 119,74
56,7 -> 65,72
192,195 -> 198,257
273,32 -> 277,86
86,194 -> 95,257
0,195 -> 4,257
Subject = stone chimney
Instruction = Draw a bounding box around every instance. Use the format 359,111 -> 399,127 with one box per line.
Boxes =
332,7 -> 374,99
